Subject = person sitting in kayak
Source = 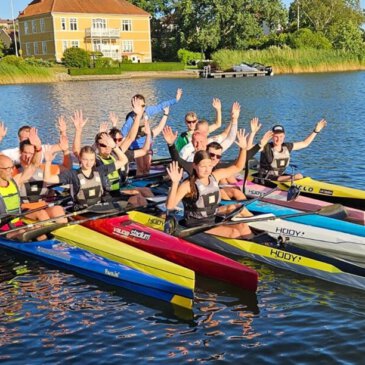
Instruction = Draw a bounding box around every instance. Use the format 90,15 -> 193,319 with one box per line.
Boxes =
175,98 -> 222,152
166,130 -> 254,239
122,88 -> 183,175
259,120 -> 327,181
43,134 -> 128,210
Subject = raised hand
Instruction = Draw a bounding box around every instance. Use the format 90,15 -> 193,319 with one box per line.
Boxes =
176,88 -> 183,102
212,98 -> 221,111
231,101 -> 241,121
28,127 -> 41,149
71,110 -> 88,131
109,112 -> 119,127
57,116 -> 67,136
235,129 -> 248,149
163,106 -> 170,116
59,134 -> 69,152
250,117 -> 262,134
99,133 -> 116,149
314,119 -> 327,132
132,96 -> 144,116
260,130 -> 274,147
0,121 -> 7,142
167,161 -> 183,183
144,119 -> 151,136
44,145 -> 55,163
99,121 -> 109,133
162,126 -> 178,145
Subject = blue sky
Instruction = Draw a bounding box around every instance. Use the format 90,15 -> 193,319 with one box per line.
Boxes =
0,0 -> 364,19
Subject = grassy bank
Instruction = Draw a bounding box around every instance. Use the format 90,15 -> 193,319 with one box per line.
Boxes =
0,63 -> 58,84
211,48 -> 365,74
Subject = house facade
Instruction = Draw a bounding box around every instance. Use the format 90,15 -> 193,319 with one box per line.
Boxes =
17,0 -> 152,62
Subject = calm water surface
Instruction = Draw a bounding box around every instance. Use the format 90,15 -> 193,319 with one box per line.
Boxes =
0,73 -> 365,364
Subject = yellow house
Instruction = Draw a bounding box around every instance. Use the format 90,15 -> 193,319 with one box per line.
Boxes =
17,0 -> 152,63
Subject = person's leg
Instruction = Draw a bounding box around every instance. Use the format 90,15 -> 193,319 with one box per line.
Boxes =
207,222 -> 252,238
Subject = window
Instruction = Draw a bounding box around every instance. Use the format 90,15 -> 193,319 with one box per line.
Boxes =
62,40 -> 68,53
32,20 -> 37,33
122,20 -> 132,31
42,41 -> 47,55
61,18 -> 66,30
34,42 -> 39,55
24,21 -> 29,34
40,18 -> 45,32
71,40 -> 79,48
92,18 -> 106,29
121,40 -> 133,52
70,18 -> 78,31
25,42 -> 31,55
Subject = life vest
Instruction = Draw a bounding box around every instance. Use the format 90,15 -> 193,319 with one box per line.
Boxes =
97,155 -> 120,191
0,179 -> 21,215
183,175 -> 221,226
18,167 -> 49,203
260,144 -> 291,178
74,169 -> 103,207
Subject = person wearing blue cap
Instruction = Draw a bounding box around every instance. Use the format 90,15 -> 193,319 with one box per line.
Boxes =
258,119 -> 327,181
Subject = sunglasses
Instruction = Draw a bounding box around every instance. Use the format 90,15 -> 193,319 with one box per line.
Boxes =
209,152 -> 222,160
113,137 -> 123,143
0,165 -> 15,171
186,119 -> 197,124
98,143 -> 108,148
141,104 -> 146,107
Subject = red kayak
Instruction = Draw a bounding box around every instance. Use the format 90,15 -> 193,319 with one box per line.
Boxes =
84,213 -> 258,292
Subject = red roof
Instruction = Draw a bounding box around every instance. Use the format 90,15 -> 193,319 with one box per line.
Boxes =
19,0 -> 150,18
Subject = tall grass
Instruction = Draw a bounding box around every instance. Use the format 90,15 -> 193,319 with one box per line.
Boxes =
211,48 -> 365,73
0,63 -> 57,84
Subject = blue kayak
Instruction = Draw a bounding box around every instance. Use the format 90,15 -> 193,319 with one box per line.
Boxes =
0,236 -> 193,309
245,200 -> 365,238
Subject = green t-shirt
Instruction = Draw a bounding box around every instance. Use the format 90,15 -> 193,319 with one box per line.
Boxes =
175,131 -> 192,152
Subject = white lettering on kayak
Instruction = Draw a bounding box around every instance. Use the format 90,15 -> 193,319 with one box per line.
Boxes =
275,227 -> 305,237
113,227 -> 151,241
113,228 -> 130,237
270,248 -> 301,263
105,269 -> 120,278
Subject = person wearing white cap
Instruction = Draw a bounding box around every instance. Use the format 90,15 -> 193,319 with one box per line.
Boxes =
258,119 -> 327,181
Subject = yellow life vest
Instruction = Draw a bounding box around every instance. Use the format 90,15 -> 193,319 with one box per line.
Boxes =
97,155 -> 120,191
0,179 -> 21,215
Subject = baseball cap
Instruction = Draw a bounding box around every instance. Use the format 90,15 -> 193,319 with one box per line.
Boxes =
272,124 -> 285,134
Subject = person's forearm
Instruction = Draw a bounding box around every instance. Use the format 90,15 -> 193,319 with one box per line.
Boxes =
146,99 -> 177,117
221,120 -> 238,151
152,115 -> 168,137
168,144 -> 193,175
121,114 -> 141,152
209,108 -> 222,133
166,182 -> 179,210
73,130 -> 82,158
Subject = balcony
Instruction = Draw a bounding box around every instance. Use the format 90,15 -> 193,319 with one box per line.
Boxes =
85,28 -> 120,38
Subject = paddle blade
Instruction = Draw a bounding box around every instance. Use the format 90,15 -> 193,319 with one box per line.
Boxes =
287,185 -> 300,201
318,204 -> 348,220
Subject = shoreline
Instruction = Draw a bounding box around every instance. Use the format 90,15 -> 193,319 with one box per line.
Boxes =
1,66 -> 365,85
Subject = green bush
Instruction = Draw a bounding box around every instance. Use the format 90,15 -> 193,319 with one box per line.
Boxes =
24,57 -> 53,67
62,47 -> 90,68
68,68 -> 122,75
95,57 -> 114,68
0,55 -> 26,67
119,62 -> 184,71
288,29 -> 332,50
177,49 -> 201,65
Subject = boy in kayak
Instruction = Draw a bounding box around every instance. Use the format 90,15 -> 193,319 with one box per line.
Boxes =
259,120 -> 327,181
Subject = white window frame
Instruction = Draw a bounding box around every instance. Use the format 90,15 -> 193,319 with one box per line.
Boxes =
61,17 -> 66,31
34,42 -> 39,55
121,40 -> 133,52
40,18 -> 45,32
25,42 -> 31,55
42,41 -> 47,55
70,18 -> 78,31
71,40 -> 79,48
92,18 -> 106,29
62,40 -> 68,53
121,19 -> 132,32
24,21 -> 29,35
32,19 -> 37,33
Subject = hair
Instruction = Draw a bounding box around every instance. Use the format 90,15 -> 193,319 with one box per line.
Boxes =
79,146 -> 97,160
94,132 -> 108,145
185,111 -> 198,121
19,139 -> 34,152
192,130 -> 207,141
109,127 -> 122,139
132,94 -> 145,103
207,141 -> 223,151
186,150 -> 211,200
17,125 -> 31,138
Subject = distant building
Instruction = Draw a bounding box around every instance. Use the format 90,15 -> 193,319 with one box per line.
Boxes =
0,29 -> 17,49
0,19 -> 14,29
17,0 -> 152,62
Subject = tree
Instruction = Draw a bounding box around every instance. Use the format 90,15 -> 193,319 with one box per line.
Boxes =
331,21 -> 365,53
62,47 -> 90,68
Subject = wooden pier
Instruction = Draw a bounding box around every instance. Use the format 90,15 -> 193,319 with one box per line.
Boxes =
199,69 -> 267,78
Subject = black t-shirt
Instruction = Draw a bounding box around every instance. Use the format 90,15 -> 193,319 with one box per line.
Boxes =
259,142 -> 294,171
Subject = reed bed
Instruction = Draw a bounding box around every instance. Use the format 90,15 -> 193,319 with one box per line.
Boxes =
211,48 -> 365,74
0,63 -> 57,84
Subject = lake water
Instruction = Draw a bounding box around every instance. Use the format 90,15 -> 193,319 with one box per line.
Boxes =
0,73 -> 364,364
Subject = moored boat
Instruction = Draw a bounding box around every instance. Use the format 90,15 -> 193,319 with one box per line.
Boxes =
0,235 -> 194,309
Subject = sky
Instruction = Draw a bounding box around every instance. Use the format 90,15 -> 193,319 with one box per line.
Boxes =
0,0 -> 364,19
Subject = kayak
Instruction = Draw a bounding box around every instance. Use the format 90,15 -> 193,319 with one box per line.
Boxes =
248,170 -> 365,210
0,235 -> 193,309
131,212 -> 365,291
52,225 -> 195,292
245,180 -> 365,225
83,212 -> 259,292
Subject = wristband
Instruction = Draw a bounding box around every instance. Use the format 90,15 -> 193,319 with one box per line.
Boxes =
313,129 -> 319,134
164,113 -> 169,117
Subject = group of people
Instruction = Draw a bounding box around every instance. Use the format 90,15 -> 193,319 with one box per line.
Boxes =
0,88 -> 327,240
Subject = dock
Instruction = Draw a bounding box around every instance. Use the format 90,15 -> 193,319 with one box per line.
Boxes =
199,65 -> 268,78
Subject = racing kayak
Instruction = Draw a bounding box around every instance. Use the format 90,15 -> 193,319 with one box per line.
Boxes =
131,212 -> 365,291
0,235 -> 194,309
51,225 -> 195,292
83,212 -> 259,292
245,180 -> 365,225
248,171 -> 365,210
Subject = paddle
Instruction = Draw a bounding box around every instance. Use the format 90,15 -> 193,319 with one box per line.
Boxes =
176,203 -> 347,238
151,157 -> 172,166
125,170 -> 168,184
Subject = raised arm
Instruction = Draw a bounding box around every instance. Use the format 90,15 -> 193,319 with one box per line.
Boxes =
133,120 -> 152,158
109,112 -> 119,128
220,102 -> 240,151
99,134 -> 128,170
293,119 -> 327,151
71,110 -> 88,159
166,161 -> 189,210
59,134 -> 72,170
0,122 -> 8,144
152,106 -> 169,138
247,117 -> 262,150
43,146 -> 61,184
28,127 -> 43,167
145,88 -> 183,117
208,98 -> 222,134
